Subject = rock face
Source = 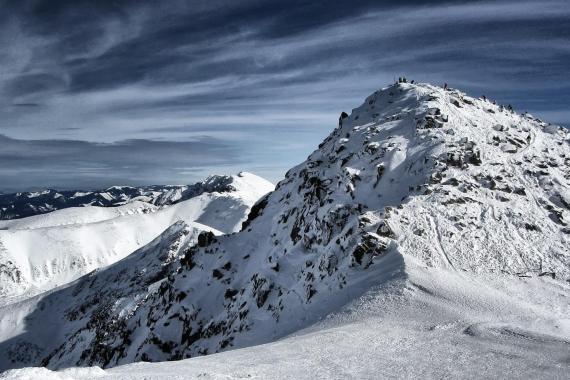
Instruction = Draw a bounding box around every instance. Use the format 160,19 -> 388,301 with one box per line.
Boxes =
0,82 -> 568,370
0,175 -> 241,220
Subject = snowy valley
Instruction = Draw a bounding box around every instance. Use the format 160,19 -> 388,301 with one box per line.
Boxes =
0,82 -> 569,379
0,173 -> 273,300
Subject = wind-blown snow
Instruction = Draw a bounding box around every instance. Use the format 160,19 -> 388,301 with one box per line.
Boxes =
0,82 -> 568,377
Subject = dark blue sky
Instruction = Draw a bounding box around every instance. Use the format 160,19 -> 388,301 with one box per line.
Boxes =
0,0 -> 568,191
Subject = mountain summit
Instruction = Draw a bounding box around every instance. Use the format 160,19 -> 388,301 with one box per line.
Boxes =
0,82 -> 568,370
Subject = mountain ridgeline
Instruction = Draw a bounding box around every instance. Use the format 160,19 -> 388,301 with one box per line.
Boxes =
0,82 -> 568,370
0,175 -> 238,220
0,173 -> 274,299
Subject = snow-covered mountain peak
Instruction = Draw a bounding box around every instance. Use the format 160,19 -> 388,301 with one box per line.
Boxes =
0,81 -> 568,370
202,172 -> 273,196
355,82 -> 570,272
150,172 -> 273,207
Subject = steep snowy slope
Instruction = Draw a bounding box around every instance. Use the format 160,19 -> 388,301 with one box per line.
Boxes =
0,222 -> 207,372
0,172 -> 273,299
0,82 -> 567,371
3,255 -> 568,379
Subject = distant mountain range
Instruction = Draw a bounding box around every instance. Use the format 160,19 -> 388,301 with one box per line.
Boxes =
0,172 -> 274,299
0,174 -> 240,220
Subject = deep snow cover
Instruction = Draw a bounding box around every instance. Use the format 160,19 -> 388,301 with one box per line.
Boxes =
0,82 -> 568,376
0,172 -> 273,299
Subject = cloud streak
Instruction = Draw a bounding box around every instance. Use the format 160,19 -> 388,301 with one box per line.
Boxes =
0,0 -> 568,191
0,134 -> 244,192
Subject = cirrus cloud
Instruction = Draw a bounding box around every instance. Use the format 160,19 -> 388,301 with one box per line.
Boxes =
0,0 -> 568,191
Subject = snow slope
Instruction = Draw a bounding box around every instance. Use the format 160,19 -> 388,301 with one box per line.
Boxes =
0,172 -> 273,299
3,254 -> 568,379
0,201 -> 158,230
0,82 -> 567,374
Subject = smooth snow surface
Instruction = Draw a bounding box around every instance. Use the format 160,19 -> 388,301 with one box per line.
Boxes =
0,82 -> 568,378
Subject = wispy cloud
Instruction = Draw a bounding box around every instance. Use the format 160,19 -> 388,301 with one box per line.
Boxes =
0,0 -> 568,190
0,134 -> 245,191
